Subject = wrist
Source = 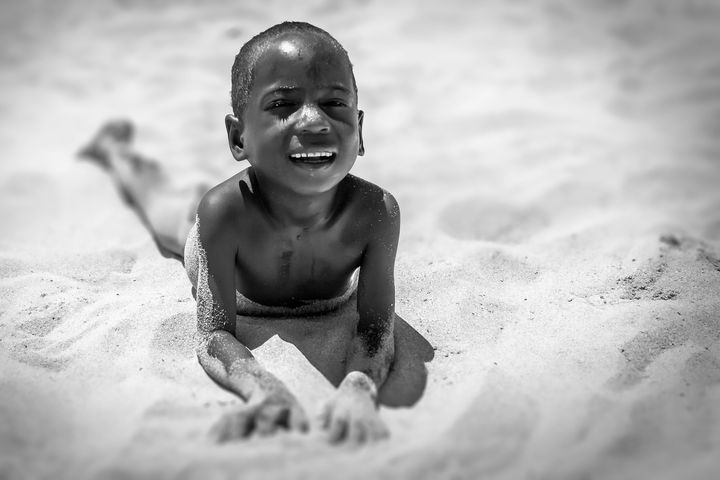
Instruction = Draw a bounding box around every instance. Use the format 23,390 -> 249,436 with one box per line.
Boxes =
339,371 -> 378,404
228,361 -> 290,404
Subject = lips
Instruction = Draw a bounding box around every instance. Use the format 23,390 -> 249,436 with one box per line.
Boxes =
288,151 -> 336,164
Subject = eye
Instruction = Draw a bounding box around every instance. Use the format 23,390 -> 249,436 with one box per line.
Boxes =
266,99 -> 295,110
323,99 -> 348,108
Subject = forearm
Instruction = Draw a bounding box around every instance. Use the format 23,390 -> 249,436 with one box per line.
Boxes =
344,319 -> 395,395
197,329 -> 291,403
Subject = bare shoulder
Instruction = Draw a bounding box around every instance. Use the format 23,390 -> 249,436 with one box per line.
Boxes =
196,169 -> 249,235
343,175 -> 400,236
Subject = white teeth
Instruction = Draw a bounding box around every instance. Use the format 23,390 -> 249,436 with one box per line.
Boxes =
290,152 -> 333,159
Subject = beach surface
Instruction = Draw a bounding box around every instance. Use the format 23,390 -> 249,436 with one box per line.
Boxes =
1,0 -> 720,479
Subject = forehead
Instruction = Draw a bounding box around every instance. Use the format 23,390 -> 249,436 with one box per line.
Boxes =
250,33 -> 353,93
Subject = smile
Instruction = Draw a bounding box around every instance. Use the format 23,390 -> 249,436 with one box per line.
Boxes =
288,151 -> 336,164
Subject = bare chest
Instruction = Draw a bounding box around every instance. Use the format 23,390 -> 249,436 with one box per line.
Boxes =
234,223 -> 365,305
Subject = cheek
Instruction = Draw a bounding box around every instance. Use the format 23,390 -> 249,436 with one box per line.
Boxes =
335,117 -> 360,139
249,125 -> 283,150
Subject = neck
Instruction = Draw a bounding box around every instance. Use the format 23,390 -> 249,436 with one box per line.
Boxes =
250,170 -> 341,229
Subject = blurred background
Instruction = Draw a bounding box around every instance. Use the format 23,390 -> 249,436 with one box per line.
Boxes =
2,0 -> 720,251
1,0 -> 719,247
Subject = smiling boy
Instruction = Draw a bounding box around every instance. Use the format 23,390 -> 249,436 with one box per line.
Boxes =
186,22 -> 399,442
80,21 -> 403,443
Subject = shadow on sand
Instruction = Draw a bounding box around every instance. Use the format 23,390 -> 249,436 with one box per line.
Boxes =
235,293 -> 434,408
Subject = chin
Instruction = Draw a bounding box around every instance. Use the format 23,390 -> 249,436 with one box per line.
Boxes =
288,162 -> 354,192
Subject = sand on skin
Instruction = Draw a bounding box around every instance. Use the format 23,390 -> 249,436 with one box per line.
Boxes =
1,1 -> 720,479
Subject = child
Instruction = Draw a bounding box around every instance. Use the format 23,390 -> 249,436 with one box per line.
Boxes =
81,21 -> 421,444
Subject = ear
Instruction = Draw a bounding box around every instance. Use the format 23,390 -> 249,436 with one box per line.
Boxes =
225,114 -> 247,161
357,110 -> 365,157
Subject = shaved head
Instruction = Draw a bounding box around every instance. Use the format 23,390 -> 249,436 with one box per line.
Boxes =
230,21 -> 358,118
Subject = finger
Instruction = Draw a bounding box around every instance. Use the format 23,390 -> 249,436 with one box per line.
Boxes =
346,420 -> 367,445
254,404 -> 285,437
327,415 -> 348,444
317,402 -> 332,430
276,405 -> 291,428
211,410 -> 252,443
289,406 -> 309,433
209,418 -> 230,443
210,412 -> 238,443
240,419 -> 256,439
238,407 -> 259,439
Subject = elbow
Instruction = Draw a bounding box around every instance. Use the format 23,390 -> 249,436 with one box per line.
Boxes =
194,328 -> 228,361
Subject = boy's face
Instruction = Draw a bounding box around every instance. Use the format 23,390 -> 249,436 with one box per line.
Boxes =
233,33 -> 363,196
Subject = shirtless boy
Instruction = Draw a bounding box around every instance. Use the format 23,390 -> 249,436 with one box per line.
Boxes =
81,22 -> 401,443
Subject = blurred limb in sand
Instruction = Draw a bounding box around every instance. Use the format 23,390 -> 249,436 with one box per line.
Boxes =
78,120 -> 209,261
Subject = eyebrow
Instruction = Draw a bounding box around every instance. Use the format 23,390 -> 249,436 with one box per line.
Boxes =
265,86 -> 299,96
322,84 -> 352,94
260,84 -> 352,101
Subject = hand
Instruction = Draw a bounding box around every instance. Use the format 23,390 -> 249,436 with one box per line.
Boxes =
320,372 -> 389,444
210,390 -> 309,442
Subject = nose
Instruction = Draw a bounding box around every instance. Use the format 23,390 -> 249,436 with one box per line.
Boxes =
296,103 -> 330,134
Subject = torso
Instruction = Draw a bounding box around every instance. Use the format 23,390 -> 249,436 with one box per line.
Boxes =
218,169 -> 377,307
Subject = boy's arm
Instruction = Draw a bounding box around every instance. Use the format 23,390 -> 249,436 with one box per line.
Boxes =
346,191 -> 399,391
194,191 -> 307,438
323,191 -> 400,442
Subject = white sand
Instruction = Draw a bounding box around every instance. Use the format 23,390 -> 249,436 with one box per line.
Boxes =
2,0 -> 720,479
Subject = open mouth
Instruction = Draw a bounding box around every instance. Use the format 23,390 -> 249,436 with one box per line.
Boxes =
288,151 -> 336,165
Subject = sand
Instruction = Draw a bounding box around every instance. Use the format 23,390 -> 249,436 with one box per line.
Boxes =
1,0 -> 720,479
